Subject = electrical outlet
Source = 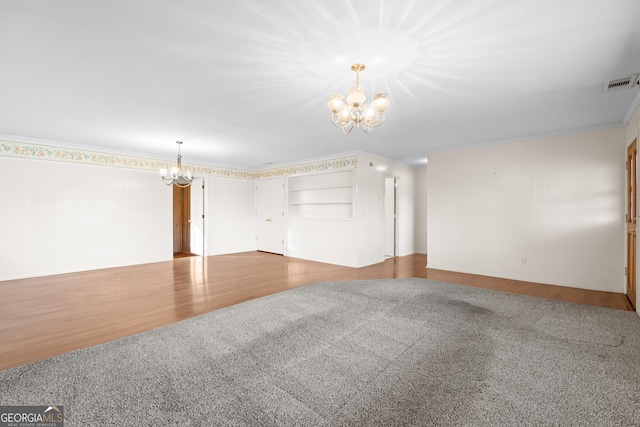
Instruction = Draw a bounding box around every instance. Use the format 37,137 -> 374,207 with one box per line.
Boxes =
520,257 -> 527,265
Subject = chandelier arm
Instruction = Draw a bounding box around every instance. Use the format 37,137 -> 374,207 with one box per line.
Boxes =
331,114 -> 352,129
365,113 -> 386,128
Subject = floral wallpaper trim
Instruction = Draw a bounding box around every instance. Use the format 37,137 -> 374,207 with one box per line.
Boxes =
253,157 -> 358,179
0,140 -> 357,179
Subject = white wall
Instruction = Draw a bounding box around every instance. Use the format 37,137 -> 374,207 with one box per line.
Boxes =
356,153 -> 386,267
0,156 -> 172,281
205,177 -> 257,255
0,149 -> 421,280
427,128 -> 626,292
287,219 -> 358,266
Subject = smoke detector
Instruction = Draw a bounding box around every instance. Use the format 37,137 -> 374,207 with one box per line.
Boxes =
604,74 -> 639,92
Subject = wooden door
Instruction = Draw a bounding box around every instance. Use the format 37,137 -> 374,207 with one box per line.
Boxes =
627,139 -> 637,309
256,178 -> 284,255
173,184 -> 191,255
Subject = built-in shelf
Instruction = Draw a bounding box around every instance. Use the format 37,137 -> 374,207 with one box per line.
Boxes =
287,170 -> 354,219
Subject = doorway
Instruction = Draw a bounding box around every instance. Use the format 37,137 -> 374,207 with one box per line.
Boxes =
626,139 -> 637,310
173,181 -> 206,257
385,177 -> 397,258
173,185 -> 191,256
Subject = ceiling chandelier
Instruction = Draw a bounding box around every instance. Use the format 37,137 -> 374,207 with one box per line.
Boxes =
327,63 -> 390,134
159,141 -> 193,187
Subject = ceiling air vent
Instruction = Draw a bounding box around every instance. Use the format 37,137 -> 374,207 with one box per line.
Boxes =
604,74 -> 639,92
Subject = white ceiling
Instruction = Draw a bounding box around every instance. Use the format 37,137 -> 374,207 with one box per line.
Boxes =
1,0 -> 640,169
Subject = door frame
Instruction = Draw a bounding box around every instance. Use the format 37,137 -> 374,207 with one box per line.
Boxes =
190,178 -> 206,256
626,139 -> 637,310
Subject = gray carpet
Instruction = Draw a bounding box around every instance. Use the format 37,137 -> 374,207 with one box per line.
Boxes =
1,278 -> 640,426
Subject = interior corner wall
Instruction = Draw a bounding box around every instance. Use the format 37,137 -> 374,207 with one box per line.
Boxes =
427,127 -> 626,293
205,176 -> 257,256
0,156 -> 172,281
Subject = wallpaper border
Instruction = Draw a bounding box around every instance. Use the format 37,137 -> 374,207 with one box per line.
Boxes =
0,140 -> 358,179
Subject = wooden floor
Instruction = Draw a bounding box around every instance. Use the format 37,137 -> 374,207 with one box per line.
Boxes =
0,252 -> 633,371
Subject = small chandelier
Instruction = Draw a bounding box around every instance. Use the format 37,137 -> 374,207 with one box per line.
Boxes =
327,63 -> 390,134
159,141 -> 193,187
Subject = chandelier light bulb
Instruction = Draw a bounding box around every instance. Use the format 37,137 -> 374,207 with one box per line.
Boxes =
372,93 -> 390,111
364,108 -> 378,121
347,87 -> 366,107
337,108 -> 351,123
327,94 -> 346,113
327,64 -> 389,134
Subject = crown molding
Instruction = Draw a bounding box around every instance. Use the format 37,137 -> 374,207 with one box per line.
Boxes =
623,90 -> 640,126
